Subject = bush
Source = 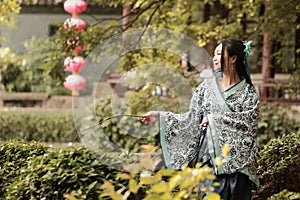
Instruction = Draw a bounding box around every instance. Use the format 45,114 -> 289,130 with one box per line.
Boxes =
0,140 -> 224,200
1,132 -> 299,199
0,140 -> 48,197
49,86 -> 71,96
0,110 -> 78,142
267,189 -> 300,200
0,140 -> 123,200
256,132 -> 300,199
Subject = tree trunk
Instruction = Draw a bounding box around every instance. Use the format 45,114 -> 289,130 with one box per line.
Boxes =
122,1 -> 131,71
261,0 -> 273,98
122,0 -> 131,30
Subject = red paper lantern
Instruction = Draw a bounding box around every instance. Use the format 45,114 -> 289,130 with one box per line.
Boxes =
64,56 -> 86,72
64,17 -> 86,32
64,0 -> 87,14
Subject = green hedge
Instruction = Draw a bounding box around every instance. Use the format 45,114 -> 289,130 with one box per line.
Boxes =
0,140 -> 48,198
256,132 -> 300,199
0,110 -> 78,142
0,140 -> 127,200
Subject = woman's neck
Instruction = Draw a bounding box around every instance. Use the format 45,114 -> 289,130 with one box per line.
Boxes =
221,71 -> 241,91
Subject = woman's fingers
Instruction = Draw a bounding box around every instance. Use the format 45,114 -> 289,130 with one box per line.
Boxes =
199,118 -> 208,128
141,111 -> 158,124
141,116 -> 151,124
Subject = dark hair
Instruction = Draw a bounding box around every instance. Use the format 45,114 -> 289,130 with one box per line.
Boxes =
221,38 -> 252,85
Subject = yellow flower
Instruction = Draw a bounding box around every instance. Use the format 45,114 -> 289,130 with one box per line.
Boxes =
214,157 -> 223,167
221,142 -> 231,157
205,192 -> 221,200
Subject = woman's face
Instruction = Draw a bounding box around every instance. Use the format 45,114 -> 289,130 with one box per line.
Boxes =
213,44 -> 222,72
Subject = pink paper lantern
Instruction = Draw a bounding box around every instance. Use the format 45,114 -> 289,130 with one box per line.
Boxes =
64,0 -> 87,14
64,56 -> 86,72
64,74 -> 87,91
64,17 -> 86,32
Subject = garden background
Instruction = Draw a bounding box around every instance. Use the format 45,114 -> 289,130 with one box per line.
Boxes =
0,0 -> 299,199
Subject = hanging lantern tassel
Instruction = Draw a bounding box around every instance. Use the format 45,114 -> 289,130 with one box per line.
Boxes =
64,74 -> 87,96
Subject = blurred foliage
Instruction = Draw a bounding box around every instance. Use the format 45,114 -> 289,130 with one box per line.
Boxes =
0,0 -> 21,29
0,110 -> 77,142
98,144 -> 231,200
0,47 -> 29,92
1,0 -> 299,95
0,1 -> 63,93
257,103 -> 300,147
99,160 -> 221,200
87,96 -> 159,152
0,37 -> 62,92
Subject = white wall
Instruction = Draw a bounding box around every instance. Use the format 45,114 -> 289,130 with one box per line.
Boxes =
2,13 -> 118,52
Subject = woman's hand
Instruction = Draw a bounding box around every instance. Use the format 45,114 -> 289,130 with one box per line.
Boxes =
141,111 -> 159,124
199,117 -> 208,128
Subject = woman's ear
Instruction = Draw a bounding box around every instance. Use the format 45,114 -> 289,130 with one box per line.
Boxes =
230,55 -> 237,64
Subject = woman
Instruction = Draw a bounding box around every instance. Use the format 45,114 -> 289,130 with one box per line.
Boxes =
142,39 -> 259,199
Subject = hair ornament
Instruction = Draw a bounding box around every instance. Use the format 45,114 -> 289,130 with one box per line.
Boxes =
243,40 -> 253,58
242,40 -> 252,79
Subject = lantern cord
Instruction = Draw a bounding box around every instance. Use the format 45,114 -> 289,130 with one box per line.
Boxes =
79,114 -> 145,134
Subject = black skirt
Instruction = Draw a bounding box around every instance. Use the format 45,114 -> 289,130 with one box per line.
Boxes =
213,172 -> 252,200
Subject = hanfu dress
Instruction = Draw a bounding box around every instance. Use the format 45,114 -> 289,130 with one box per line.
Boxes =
158,72 -> 259,197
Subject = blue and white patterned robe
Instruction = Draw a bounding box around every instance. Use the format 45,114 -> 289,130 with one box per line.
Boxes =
159,74 -> 259,188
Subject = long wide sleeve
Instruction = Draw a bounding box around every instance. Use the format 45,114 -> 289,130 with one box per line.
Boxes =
159,82 -> 207,169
